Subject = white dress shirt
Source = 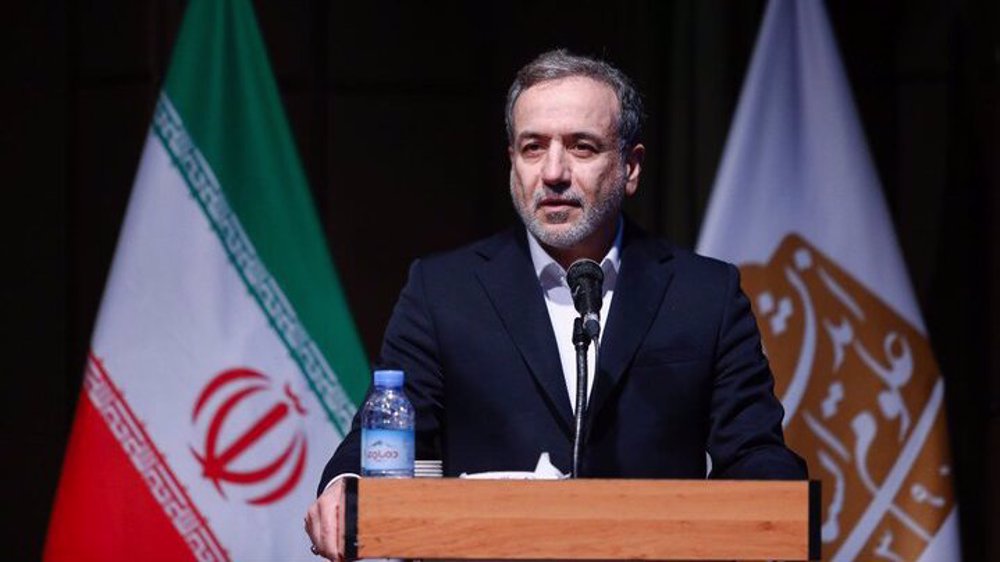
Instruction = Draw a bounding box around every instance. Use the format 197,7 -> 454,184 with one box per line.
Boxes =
526,221 -> 622,413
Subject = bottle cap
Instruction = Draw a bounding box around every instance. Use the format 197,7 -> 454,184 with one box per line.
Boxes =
373,369 -> 405,388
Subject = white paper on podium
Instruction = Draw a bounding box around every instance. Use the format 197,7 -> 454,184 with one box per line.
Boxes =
459,452 -> 567,480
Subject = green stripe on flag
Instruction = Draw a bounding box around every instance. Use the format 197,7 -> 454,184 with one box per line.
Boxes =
152,95 -> 357,436
157,0 -> 369,411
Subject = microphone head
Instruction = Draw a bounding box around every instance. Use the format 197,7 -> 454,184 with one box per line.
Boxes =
566,258 -> 604,317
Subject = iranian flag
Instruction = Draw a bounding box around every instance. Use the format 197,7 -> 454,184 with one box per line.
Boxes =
44,1 -> 368,560
697,0 -> 960,560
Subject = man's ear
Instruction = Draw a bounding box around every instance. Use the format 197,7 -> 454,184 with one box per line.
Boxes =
624,143 -> 645,197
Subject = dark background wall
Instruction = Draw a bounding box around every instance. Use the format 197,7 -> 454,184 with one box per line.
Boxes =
5,1 -> 997,559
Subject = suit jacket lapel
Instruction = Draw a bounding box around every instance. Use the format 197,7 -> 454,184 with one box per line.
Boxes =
587,223 -> 675,433
474,229 -> 575,436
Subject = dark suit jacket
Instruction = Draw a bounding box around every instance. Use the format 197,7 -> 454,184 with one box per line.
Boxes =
319,221 -> 805,492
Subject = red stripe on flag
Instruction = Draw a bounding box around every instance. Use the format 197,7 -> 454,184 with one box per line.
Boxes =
44,353 -> 229,562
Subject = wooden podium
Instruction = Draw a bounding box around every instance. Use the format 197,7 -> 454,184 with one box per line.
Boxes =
345,478 -> 820,561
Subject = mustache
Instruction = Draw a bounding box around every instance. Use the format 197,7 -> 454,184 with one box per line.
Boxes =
532,189 -> 583,209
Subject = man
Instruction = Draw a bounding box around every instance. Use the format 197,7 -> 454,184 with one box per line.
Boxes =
305,49 -> 805,560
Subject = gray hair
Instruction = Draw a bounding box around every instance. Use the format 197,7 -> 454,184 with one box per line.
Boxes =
504,49 -> 644,156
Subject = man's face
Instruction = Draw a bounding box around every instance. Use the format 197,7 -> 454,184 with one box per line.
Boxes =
509,76 -> 642,251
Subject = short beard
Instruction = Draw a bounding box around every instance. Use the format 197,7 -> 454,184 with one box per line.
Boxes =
510,172 -> 626,250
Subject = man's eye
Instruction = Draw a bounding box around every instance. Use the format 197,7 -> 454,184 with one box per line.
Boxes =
521,143 -> 543,155
571,143 -> 598,155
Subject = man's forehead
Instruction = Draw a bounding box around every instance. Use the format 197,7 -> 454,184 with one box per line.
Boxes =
511,76 -> 620,133
514,129 -> 606,143
515,76 -> 618,108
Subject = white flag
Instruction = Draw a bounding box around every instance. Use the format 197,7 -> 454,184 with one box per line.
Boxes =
697,1 -> 960,560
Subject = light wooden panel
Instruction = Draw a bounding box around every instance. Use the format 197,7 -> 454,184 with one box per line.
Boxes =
354,479 -> 817,560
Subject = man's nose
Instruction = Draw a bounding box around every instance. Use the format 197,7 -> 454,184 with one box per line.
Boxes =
541,146 -> 571,187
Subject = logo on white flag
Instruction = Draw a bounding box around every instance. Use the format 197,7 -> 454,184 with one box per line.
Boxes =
740,234 -> 954,560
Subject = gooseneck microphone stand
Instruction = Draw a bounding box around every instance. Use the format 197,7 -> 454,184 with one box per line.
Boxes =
571,317 -> 589,479
567,258 -> 604,479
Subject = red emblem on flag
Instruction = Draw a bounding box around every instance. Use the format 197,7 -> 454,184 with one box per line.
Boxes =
191,368 -> 308,506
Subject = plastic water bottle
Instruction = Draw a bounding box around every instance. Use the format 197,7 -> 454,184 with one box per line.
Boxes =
361,369 -> 415,478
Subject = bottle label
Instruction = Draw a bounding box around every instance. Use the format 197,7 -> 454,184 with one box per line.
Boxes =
361,429 -> 414,472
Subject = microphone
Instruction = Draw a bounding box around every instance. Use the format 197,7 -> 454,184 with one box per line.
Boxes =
566,259 -> 604,340
566,258 -> 603,478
